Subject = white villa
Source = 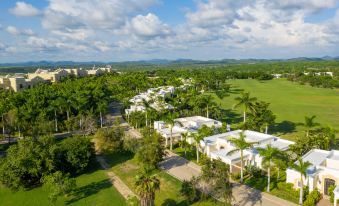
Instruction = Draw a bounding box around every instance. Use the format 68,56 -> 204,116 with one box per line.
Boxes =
125,86 -> 175,115
286,149 -> 339,202
154,116 -> 222,144
200,130 -> 294,172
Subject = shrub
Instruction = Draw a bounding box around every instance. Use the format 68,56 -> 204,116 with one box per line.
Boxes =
302,190 -> 322,206
328,185 -> 337,203
231,172 -> 241,181
180,178 -> 200,203
245,165 -> 262,178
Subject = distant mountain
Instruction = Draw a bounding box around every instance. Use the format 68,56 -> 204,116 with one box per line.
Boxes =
1,56 -> 339,67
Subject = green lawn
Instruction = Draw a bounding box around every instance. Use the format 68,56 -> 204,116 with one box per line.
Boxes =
104,152 -> 223,206
0,160 -> 126,206
213,78 -> 339,140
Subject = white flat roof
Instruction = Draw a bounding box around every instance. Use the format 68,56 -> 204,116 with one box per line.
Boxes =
212,130 -> 274,143
302,149 -> 331,167
260,138 -> 295,151
211,148 -> 248,163
328,150 -> 339,161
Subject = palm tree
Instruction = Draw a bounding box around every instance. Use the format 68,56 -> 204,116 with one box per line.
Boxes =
257,144 -> 280,192
303,115 -> 320,137
141,98 -> 151,127
163,113 -> 180,150
200,95 -> 214,118
135,174 -> 160,206
291,158 -> 312,205
234,92 -> 257,123
227,131 -> 256,183
97,101 -> 108,128
192,132 -> 204,163
180,132 -> 189,158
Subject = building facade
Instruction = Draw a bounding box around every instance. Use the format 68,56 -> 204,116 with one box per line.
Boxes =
286,149 -> 339,197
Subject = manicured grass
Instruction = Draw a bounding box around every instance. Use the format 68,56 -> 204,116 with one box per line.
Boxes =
104,152 -> 223,206
0,160 -> 126,206
212,78 -> 339,140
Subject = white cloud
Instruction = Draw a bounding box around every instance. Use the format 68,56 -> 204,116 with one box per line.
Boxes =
42,0 -> 159,38
6,26 -> 19,35
5,26 -> 35,36
2,0 -> 339,61
128,13 -> 172,38
10,1 -> 40,17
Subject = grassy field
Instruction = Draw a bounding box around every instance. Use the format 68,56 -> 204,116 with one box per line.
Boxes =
212,78 -> 339,140
0,160 -> 126,206
105,152 -> 223,206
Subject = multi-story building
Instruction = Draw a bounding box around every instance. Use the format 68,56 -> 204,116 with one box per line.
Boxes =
64,68 -> 88,77
28,68 -> 69,83
0,75 -> 45,92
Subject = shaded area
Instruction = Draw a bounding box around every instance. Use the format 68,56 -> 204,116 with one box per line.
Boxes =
66,179 -> 112,205
104,152 -> 134,168
271,121 -> 297,135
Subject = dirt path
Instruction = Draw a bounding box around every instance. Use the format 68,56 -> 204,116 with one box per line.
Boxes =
96,155 -> 137,200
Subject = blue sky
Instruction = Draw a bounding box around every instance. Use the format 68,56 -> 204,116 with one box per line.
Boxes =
0,0 -> 339,62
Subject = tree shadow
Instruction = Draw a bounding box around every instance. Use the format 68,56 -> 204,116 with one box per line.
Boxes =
161,198 -> 179,206
222,109 -> 242,124
158,156 -> 187,170
103,152 -> 134,168
66,179 -> 112,205
271,121 -> 297,135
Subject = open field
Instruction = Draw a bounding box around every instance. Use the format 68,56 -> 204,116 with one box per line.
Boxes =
0,160 -> 126,206
105,152 -> 223,206
212,78 -> 339,140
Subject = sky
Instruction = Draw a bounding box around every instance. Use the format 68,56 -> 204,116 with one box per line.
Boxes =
0,0 -> 339,63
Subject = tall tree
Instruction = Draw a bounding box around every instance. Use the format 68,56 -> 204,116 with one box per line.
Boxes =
234,92 -> 257,123
257,144 -> 280,192
291,158 -> 312,205
135,174 -> 160,206
141,98 -> 151,127
227,131 -> 256,183
179,132 -> 189,158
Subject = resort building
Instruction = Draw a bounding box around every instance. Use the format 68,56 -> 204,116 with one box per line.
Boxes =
200,130 -> 294,172
28,68 -> 69,83
87,66 -> 113,76
286,149 -> 339,200
154,116 -> 223,144
64,68 -> 88,77
125,86 -> 175,115
0,74 -> 45,92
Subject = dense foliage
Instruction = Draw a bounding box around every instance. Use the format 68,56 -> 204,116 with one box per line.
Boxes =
0,136 -> 94,190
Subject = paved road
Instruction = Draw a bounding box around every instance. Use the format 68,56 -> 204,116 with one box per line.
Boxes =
159,151 -> 298,206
